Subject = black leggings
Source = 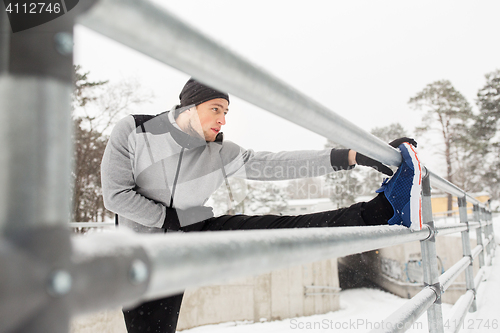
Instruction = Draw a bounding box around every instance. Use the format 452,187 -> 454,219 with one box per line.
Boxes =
123,194 -> 392,332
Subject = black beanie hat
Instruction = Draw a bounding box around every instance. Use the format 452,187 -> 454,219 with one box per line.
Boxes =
179,78 -> 230,109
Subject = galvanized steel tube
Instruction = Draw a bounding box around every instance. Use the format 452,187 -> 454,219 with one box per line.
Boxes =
143,225 -> 431,300
443,290 -> 475,333
477,224 -> 486,267
434,223 -> 468,236
0,76 -> 72,235
426,170 -> 464,202
483,236 -> 491,250
420,175 -> 444,333
438,257 -> 471,293
369,287 -> 437,333
474,268 -> 486,290
471,245 -> 482,260
71,225 -> 431,310
467,222 -> 480,230
458,196 -> 476,312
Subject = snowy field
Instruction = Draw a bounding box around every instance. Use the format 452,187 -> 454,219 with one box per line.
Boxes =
71,217 -> 499,333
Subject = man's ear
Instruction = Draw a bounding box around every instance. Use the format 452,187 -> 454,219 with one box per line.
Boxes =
183,106 -> 197,116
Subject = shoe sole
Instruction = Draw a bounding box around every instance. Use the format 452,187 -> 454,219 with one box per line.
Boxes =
402,142 -> 422,230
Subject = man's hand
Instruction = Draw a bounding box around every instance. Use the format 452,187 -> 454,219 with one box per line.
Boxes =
352,137 -> 418,176
389,137 -> 417,148
163,206 -> 214,231
355,153 -> 394,176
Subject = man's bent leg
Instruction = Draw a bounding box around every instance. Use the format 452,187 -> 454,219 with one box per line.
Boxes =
123,293 -> 184,333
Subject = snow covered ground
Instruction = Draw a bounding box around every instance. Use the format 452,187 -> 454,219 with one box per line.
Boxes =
71,216 -> 499,333
180,288 -> 453,333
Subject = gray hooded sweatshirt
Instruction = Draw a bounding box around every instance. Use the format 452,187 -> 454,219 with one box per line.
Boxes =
101,107 -> 350,233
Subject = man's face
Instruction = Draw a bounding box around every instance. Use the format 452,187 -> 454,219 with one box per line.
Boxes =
194,98 -> 229,142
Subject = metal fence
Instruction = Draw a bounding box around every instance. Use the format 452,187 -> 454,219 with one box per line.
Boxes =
0,1 -> 496,332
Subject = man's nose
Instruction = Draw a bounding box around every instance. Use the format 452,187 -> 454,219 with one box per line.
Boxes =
218,115 -> 226,125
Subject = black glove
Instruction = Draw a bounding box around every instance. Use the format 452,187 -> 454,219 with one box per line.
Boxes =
355,137 -> 418,176
389,137 -> 417,148
355,153 -> 394,176
163,206 -> 214,231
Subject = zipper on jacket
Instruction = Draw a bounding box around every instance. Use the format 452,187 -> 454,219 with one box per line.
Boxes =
219,153 -> 235,214
169,148 -> 185,208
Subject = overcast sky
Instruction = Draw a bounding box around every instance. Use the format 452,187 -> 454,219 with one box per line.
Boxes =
74,0 -> 500,174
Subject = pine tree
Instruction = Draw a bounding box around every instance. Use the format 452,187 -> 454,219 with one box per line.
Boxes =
475,69 -> 500,205
408,80 -> 474,213
371,123 -> 409,143
208,180 -> 288,215
476,69 -> 500,140
244,182 -> 289,215
286,178 -> 326,200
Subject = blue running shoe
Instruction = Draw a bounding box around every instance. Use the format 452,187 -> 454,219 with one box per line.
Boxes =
376,142 -> 422,230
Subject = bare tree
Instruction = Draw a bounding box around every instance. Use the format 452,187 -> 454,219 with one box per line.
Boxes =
71,66 -> 153,229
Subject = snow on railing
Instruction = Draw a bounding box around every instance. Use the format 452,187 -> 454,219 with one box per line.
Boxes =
0,1 -> 496,332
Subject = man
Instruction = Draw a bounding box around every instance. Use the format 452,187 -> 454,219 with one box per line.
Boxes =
101,78 -> 421,333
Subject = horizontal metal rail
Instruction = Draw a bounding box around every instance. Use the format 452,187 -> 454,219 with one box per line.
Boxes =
426,170 -> 481,206
72,225 -> 431,309
369,287 -> 437,333
443,290 -> 475,333
433,210 -> 460,216
439,257 -> 471,293
474,267 -> 486,290
467,222 -> 481,230
433,221 -> 481,236
471,245 -> 482,260
434,223 -> 468,236
483,236 -> 491,250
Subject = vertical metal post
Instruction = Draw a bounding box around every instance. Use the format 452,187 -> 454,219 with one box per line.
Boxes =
0,8 -> 79,332
420,173 -> 444,333
458,196 -> 476,312
0,77 -> 73,234
491,211 -> 496,250
473,205 -> 485,268
487,203 -> 495,246
481,208 -> 491,262
487,210 -> 496,252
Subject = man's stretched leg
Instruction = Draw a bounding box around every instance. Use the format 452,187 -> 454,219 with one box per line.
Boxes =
182,193 -> 393,232
122,293 -> 184,333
